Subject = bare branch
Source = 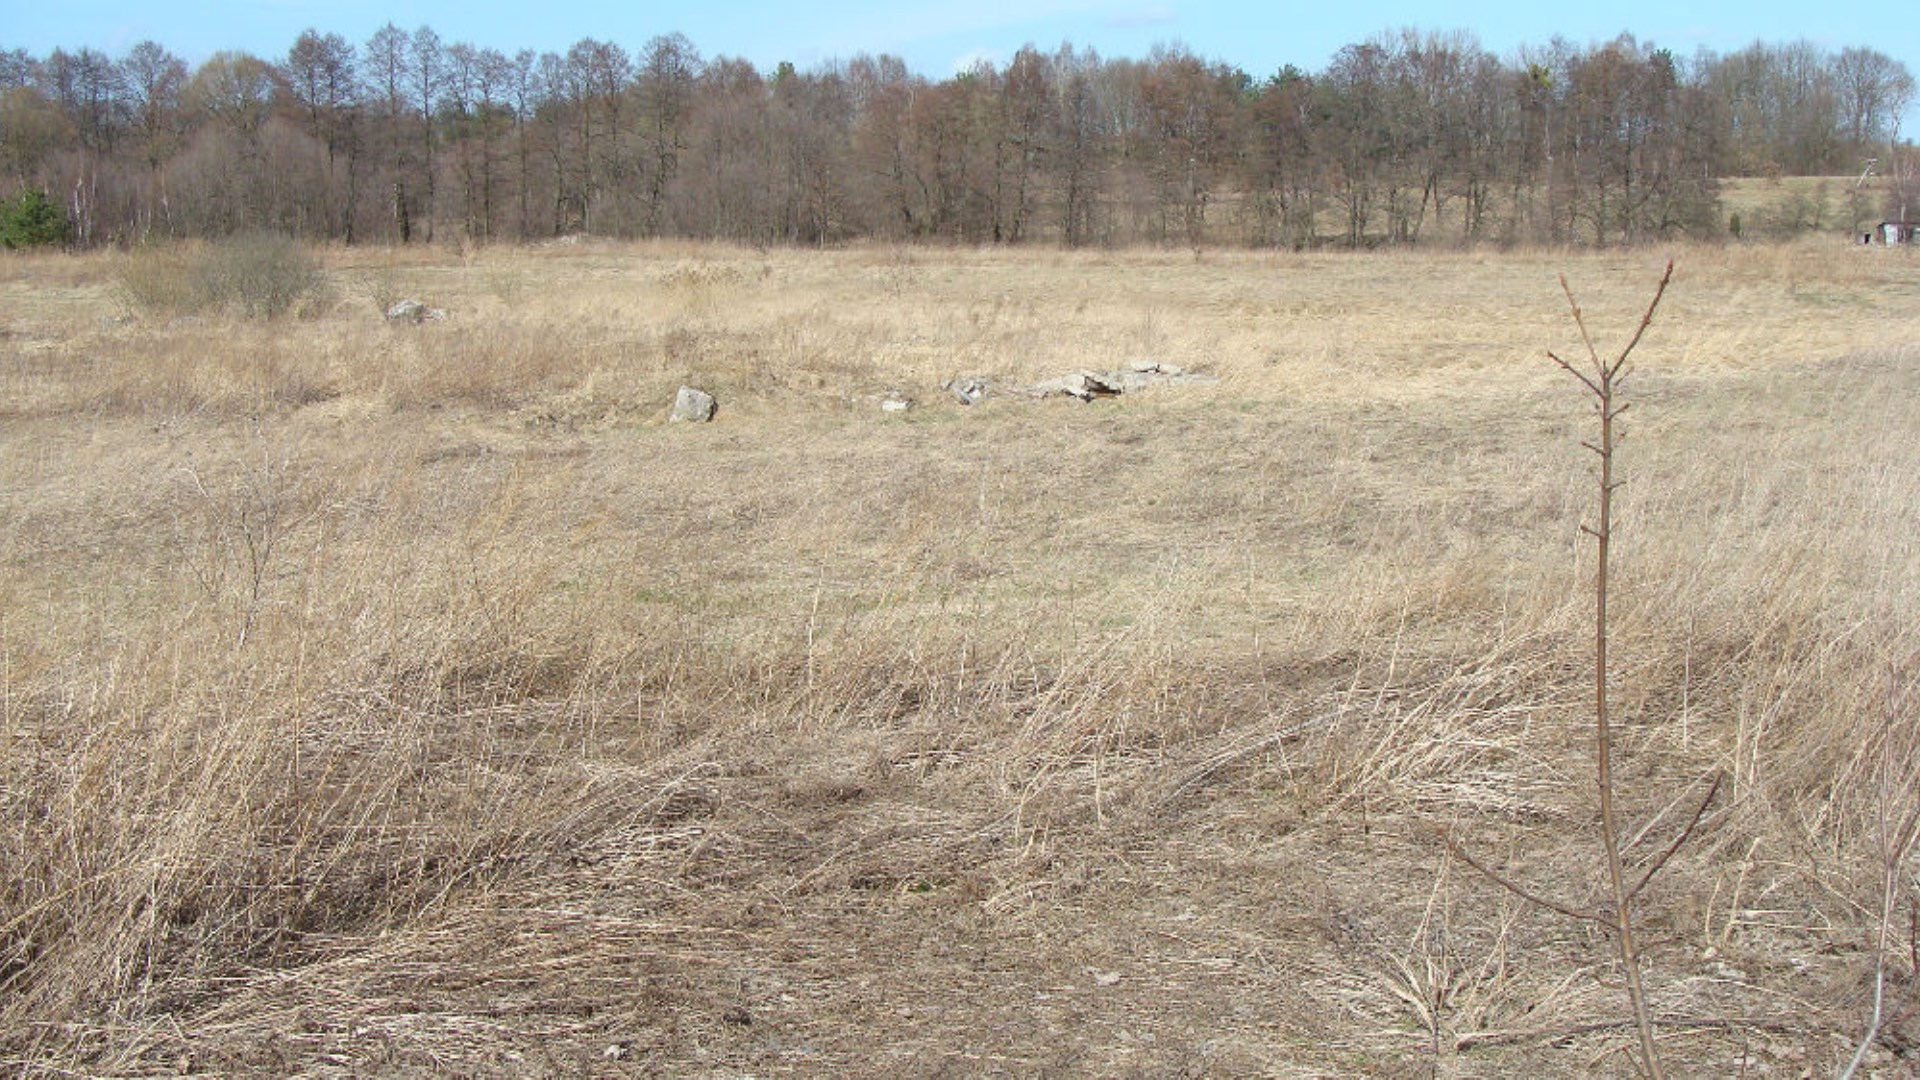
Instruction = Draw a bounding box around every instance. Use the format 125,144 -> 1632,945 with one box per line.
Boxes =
1558,272 -> 1604,375
1628,771 -> 1725,902
1548,350 -> 1603,396
1607,260 -> 1675,379
1438,829 -> 1608,927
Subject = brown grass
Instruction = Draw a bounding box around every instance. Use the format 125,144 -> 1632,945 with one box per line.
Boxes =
2,237 -> 1919,1075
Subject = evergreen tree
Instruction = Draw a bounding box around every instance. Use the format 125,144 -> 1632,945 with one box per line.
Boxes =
0,188 -> 67,248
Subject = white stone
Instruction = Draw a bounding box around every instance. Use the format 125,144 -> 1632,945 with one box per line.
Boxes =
670,386 -> 717,422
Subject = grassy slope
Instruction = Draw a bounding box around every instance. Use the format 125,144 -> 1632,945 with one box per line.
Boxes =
2,238 -> 1919,1075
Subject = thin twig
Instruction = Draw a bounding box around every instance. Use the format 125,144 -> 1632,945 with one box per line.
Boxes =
1548,351 -> 1603,398
1628,771 -> 1724,902
1558,274 -> 1602,371
1607,262 -> 1675,379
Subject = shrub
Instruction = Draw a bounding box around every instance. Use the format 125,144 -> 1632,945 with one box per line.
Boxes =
0,188 -> 68,249
118,232 -> 333,319
115,244 -> 199,314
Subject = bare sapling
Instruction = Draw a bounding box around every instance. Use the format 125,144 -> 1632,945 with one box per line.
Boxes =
1548,259 -> 1675,1079
1441,261 -> 1689,1076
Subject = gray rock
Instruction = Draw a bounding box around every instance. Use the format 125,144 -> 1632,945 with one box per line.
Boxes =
1032,370 -> 1125,401
881,394 -> 912,413
385,299 -> 446,323
669,385 -> 717,423
944,377 -> 990,405
1128,359 -> 1184,376
1033,364 -> 1216,400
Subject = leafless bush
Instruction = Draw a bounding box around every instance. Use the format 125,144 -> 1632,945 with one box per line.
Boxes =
118,233 -> 333,319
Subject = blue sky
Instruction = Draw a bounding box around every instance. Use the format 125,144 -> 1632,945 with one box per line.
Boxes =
4,0 -> 1912,86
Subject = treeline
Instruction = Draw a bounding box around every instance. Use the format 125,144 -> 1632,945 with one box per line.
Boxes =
0,27 -> 1914,248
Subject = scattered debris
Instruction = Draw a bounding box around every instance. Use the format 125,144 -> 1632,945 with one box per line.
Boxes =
943,377 -> 990,405
384,299 -> 446,323
943,363 -> 1214,406
669,385 -> 717,423
1028,360 -> 1218,402
1031,369 -> 1128,401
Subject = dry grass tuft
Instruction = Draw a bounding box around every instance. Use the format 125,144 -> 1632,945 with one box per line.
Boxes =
3,238 -> 1918,1075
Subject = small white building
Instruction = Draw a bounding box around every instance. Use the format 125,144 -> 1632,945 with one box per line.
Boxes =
1879,221 -> 1919,244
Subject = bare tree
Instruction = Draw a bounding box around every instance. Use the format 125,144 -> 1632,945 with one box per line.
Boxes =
284,31 -> 357,238
998,46 -> 1052,242
683,55 -> 775,241
846,53 -> 919,238
285,32 -> 355,167
632,33 -> 699,234
1049,45 -> 1108,247
1137,45 -> 1244,246
770,63 -> 854,243
469,48 -> 516,241
38,47 -> 125,155
1833,46 -> 1916,151
169,51 -> 278,233
1317,42 -> 1393,247
536,50 -> 579,233
409,26 -> 444,241
119,41 -> 186,234
442,42 -> 481,240
363,23 -> 416,241
502,49 -> 540,238
0,48 -> 35,90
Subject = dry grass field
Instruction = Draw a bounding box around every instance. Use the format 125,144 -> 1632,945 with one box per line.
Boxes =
3,236 -> 1919,1076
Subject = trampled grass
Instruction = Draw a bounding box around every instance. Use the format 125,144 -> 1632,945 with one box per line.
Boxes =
2,237 -> 1918,1074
